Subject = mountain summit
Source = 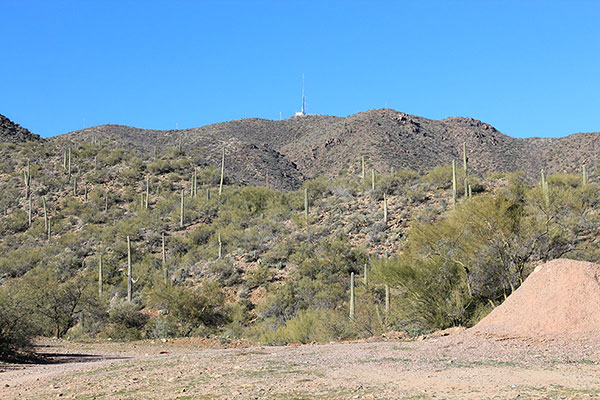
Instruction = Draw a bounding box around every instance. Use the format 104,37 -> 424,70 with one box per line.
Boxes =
51,108 -> 600,189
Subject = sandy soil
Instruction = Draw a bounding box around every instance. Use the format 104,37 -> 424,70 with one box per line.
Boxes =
2,331 -> 600,400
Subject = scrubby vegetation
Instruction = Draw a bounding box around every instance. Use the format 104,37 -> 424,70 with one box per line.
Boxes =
1,137 -> 599,357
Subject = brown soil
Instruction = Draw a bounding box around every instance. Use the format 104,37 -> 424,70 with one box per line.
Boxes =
2,333 -> 600,399
472,259 -> 600,340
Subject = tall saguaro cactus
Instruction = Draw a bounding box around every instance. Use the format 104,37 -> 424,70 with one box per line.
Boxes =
162,233 -> 168,284
463,143 -> 468,197
98,254 -> 103,296
67,148 -> 72,183
219,147 -> 225,197
304,188 -> 309,225
42,197 -> 48,230
383,194 -> 388,225
541,169 -> 549,207
349,272 -> 355,319
145,175 -> 150,209
582,164 -> 588,186
24,160 -> 31,200
193,168 -> 198,198
218,233 -> 223,259
127,236 -> 132,302
371,169 -> 375,191
452,160 -> 457,206
180,189 -> 184,228
361,155 -> 365,179
27,196 -> 32,227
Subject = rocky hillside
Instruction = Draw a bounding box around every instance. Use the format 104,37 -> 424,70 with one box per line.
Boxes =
49,109 -> 600,189
0,114 -> 42,143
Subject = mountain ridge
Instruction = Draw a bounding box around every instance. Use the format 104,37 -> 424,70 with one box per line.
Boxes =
15,109 -> 600,189
0,114 -> 43,143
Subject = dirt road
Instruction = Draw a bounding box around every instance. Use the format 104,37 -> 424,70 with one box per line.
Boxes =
2,332 -> 600,399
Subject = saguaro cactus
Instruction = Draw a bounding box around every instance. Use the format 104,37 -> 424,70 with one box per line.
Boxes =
582,164 -> 588,186
145,175 -> 150,209
371,169 -> 375,191
98,254 -> 103,296
162,233 -> 168,284
180,189 -> 184,228
452,160 -> 457,206
24,160 -> 31,200
67,148 -> 72,183
383,194 -> 388,225
463,143 -> 468,197
349,272 -> 355,319
219,147 -> 225,197
127,236 -> 132,302
363,264 -> 368,287
218,232 -> 223,259
193,168 -> 198,198
361,155 -> 365,179
541,169 -> 549,207
27,196 -> 32,227
42,197 -> 48,230
304,188 -> 309,225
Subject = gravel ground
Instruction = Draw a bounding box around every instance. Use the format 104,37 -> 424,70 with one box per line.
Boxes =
2,331 -> 600,399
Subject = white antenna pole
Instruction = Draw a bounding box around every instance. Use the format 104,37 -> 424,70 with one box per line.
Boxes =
302,73 -> 306,115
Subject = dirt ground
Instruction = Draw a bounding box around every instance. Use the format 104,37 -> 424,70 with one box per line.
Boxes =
2,331 -> 600,400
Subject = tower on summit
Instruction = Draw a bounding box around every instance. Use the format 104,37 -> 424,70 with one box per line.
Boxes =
295,73 -> 306,117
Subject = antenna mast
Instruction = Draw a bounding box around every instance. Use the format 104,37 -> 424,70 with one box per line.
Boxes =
301,73 -> 306,115
294,73 -> 307,117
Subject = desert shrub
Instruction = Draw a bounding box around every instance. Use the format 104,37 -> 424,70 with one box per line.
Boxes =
0,284 -> 35,355
374,169 -> 420,197
208,259 -> 243,286
147,282 -> 230,337
104,149 -> 125,166
15,267 -> 97,338
148,159 -> 174,174
250,309 -> 355,345
548,172 -> 581,188
100,301 -> 148,341
423,164 -> 453,190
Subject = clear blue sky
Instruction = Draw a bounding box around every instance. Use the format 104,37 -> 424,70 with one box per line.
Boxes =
1,0 -> 599,138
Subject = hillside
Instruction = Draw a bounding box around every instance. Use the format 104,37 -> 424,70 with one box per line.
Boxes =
1,118 -> 600,350
0,114 -> 42,143
52,109 -> 600,189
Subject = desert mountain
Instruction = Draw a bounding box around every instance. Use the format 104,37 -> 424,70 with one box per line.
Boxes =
0,114 -> 42,143
52,109 -> 599,189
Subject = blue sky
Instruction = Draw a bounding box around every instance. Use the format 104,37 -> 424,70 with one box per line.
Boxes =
1,0 -> 598,138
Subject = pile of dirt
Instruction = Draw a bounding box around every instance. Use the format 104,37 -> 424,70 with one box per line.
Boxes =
472,259 -> 600,340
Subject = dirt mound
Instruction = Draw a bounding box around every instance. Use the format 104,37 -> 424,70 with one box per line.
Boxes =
472,259 -> 600,339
